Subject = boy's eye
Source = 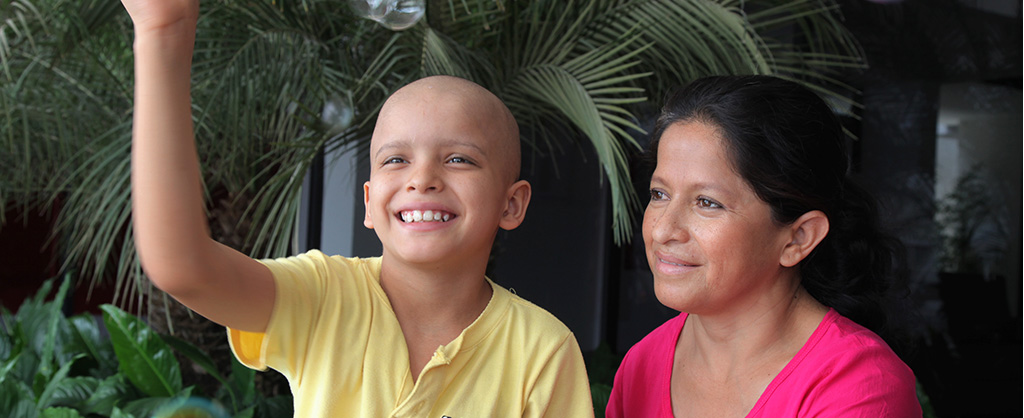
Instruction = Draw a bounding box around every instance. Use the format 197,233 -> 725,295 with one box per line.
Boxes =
696,197 -> 722,209
382,156 -> 407,165
649,189 -> 668,201
446,156 -> 474,165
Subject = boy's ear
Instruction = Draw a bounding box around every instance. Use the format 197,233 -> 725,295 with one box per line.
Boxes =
362,181 -> 374,229
779,210 -> 829,267
498,180 -> 532,231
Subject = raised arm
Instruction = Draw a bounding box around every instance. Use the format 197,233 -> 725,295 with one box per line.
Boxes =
125,0 -> 274,332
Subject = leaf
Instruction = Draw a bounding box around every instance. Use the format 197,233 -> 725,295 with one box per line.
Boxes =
2,399 -> 39,418
121,387 -> 195,418
0,321 -> 11,362
9,350 -> 39,389
0,351 -> 20,384
223,357 -> 256,412
253,395 -> 293,418
233,405 -> 256,418
153,397 -> 231,418
40,276 -> 73,378
4,0 -> 866,321
100,305 -> 182,397
40,406 -> 84,418
110,406 -> 137,418
590,382 -> 612,418
0,372 -> 35,416
42,376 -> 99,410
68,314 -> 118,375
159,333 -> 245,408
37,353 -> 85,409
82,375 -> 133,417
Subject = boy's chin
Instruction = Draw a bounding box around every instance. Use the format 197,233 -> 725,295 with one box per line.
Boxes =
385,246 -> 456,266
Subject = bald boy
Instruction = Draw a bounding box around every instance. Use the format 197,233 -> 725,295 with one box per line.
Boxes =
124,0 -> 594,416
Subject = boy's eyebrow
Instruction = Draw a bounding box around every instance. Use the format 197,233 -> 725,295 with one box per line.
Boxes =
374,139 -> 488,159
439,139 -> 488,156
374,140 -> 412,159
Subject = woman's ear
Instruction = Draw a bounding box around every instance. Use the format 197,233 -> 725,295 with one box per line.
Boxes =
363,181 -> 374,229
498,180 -> 532,231
780,210 -> 829,267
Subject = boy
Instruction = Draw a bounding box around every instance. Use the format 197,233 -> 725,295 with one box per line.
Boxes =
123,0 -> 594,417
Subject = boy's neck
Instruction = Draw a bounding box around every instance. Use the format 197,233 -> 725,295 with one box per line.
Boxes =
378,256 -> 493,333
378,257 -> 494,381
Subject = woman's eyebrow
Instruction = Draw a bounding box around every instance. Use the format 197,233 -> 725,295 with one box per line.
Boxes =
650,174 -> 728,194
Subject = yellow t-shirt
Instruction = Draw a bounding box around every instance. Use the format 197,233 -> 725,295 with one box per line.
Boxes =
228,250 -> 594,417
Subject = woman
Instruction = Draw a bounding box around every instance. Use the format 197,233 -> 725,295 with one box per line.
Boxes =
607,75 -> 921,417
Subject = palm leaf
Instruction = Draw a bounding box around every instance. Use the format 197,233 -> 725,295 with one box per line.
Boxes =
2,0 -> 865,318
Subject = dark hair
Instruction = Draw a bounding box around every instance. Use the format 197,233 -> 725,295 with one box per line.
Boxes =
649,75 -> 909,349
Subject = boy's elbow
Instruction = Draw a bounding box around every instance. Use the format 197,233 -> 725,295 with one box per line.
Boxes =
139,252 -> 213,298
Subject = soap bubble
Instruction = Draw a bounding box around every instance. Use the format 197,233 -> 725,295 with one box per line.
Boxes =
348,0 -> 388,19
375,0 -> 426,30
349,0 -> 425,31
321,94 -> 355,135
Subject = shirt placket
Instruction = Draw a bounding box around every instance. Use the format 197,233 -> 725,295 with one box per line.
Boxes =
390,348 -> 454,418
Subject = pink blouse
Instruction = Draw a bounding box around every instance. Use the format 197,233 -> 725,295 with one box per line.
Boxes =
607,309 -> 921,417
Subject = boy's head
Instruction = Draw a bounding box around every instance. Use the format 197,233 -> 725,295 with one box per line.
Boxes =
362,76 -> 531,269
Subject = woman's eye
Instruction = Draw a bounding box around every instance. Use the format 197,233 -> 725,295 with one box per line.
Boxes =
696,197 -> 722,209
649,189 -> 667,201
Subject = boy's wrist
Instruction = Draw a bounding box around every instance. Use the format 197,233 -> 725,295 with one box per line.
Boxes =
131,19 -> 197,52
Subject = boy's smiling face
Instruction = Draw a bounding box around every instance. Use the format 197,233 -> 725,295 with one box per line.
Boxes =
363,76 -> 530,270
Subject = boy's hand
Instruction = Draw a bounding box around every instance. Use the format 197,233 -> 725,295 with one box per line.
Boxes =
121,0 -> 199,34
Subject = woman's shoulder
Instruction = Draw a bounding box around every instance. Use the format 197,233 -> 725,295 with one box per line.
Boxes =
811,310 -> 908,367
762,310 -> 922,416
786,310 -> 918,395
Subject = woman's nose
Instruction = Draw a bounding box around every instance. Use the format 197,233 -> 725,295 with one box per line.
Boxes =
645,206 -> 690,244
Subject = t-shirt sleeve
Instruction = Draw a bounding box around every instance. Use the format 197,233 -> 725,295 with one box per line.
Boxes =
227,251 -> 332,378
605,349 -> 630,418
606,314 -> 682,418
523,333 -> 595,418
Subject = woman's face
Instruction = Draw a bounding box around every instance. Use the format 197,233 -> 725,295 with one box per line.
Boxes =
643,121 -> 796,316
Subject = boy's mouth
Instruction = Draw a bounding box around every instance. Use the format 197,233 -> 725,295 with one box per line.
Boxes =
399,210 -> 454,223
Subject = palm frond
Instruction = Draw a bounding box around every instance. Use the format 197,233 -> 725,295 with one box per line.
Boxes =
1,0 -> 49,80
491,2 -> 654,243
48,121 -> 135,301
2,0 -> 867,316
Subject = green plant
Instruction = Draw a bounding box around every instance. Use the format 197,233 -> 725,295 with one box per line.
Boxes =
935,165 -> 1012,276
2,0 -> 864,317
0,278 -> 290,418
585,342 -> 621,417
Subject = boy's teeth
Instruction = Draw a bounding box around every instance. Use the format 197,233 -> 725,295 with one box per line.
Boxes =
401,210 -> 452,223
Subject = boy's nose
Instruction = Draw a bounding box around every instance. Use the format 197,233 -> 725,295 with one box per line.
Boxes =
406,164 -> 442,192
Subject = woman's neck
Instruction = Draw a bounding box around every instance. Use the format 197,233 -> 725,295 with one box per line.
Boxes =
680,286 -> 828,378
